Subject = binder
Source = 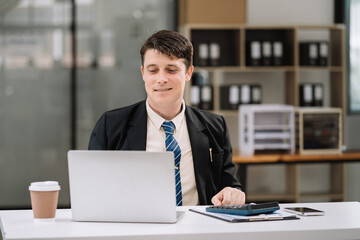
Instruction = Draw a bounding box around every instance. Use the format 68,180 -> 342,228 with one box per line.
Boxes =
200,85 -> 213,110
240,84 -> 251,104
313,83 -> 324,106
318,42 -> 329,66
300,83 -> 314,106
198,43 -> 209,66
190,85 -> 201,108
220,85 -> 240,110
220,86 -> 230,110
309,42 -> 318,66
300,42 -> 318,66
273,41 -> 283,66
262,41 -> 272,66
190,208 -> 299,223
229,85 -> 240,110
220,84 -> 262,109
209,42 -> 221,66
249,41 -> 261,66
251,85 -> 262,104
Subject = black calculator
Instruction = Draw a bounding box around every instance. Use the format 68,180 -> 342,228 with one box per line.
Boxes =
206,202 -> 280,216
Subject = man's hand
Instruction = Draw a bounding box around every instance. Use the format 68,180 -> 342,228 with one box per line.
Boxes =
211,187 -> 246,206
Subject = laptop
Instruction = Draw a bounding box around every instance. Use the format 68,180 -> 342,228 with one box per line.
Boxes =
68,150 -> 184,223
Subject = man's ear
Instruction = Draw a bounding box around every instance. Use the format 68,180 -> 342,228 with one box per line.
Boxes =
185,65 -> 194,82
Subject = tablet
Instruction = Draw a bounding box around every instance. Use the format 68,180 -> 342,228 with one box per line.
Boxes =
284,207 -> 324,216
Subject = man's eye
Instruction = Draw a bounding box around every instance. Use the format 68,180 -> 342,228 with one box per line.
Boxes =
148,69 -> 157,73
168,69 -> 177,73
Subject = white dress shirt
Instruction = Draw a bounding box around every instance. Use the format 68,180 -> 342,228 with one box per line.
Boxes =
145,99 -> 199,206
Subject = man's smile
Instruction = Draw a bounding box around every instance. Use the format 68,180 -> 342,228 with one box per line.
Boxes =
155,88 -> 172,92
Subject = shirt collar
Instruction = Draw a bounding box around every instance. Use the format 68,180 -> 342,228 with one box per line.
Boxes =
146,99 -> 186,131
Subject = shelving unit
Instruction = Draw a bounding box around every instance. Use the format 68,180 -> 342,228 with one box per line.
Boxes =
180,24 -> 346,111
180,23 -> 347,202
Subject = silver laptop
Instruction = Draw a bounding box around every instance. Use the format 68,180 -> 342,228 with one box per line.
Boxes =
68,150 -> 183,223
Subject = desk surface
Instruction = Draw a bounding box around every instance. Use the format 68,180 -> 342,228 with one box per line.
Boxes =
1,202 -> 360,240
232,152 -> 360,164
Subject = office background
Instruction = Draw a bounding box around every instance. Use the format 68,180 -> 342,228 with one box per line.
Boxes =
0,0 -> 359,209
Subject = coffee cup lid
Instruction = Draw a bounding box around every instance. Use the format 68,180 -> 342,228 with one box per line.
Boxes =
29,181 -> 61,191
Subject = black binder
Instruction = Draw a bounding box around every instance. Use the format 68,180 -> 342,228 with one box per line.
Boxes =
251,85 -> 262,104
197,43 -> 209,67
273,41 -> 283,66
209,42 -> 221,66
190,85 -> 201,108
262,41 -> 272,66
248,41 -> 262,66
200,85 -> 213,110
300,42 -> 318,66
313,83 -> 324,106
318,42 -> 329,66
220,85 -> 240,110
300,83 -> 314,106
228,85 -> 240,110
240,84 -> 251,104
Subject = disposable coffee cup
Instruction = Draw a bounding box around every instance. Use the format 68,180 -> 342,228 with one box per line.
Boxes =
29,181 -> 60,222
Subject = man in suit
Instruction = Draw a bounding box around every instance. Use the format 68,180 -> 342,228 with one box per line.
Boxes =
89,30 -> 245,206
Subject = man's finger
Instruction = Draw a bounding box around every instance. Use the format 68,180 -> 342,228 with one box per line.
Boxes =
211,193 -> 222,206
221,188 -> 233,205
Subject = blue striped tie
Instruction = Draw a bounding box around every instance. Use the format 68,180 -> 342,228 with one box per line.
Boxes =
162,121 -> 182,206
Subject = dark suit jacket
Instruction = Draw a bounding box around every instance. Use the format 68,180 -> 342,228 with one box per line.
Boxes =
88,100 -> 242,205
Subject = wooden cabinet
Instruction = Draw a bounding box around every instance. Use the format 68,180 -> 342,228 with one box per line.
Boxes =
180,24 -> 347,202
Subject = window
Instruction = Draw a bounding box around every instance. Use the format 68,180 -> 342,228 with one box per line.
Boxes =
348,0 -> 360,112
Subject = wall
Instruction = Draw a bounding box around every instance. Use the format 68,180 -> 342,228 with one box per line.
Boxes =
226,0 -> 360,201
247,0 -> 334,25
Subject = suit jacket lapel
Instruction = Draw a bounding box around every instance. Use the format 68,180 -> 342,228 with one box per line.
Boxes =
185,106 -> 210,205
127,101 -> 147,150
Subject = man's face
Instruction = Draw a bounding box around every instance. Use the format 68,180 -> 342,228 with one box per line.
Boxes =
141,49 -> 193,110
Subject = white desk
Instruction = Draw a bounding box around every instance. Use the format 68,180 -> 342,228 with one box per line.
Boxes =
1,202 -> 359,240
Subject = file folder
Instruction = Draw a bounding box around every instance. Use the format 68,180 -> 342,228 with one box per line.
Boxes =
190,208 -> 299,223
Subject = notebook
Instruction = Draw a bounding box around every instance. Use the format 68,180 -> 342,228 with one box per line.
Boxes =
68,150 -> 184,223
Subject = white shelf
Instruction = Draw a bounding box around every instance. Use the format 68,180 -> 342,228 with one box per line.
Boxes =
254,143 -> 292,150
253,125 -> 292,130
254,132 -> 292,139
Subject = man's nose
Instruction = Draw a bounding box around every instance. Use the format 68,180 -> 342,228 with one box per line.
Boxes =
157,70 -> 168,84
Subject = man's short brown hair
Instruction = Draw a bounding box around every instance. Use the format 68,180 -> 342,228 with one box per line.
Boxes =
140,30 -> 193,70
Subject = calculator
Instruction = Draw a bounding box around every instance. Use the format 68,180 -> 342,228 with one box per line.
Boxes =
206,202 -> 280,216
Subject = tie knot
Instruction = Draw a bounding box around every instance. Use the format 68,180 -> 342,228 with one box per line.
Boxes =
162,121 -> 175,135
